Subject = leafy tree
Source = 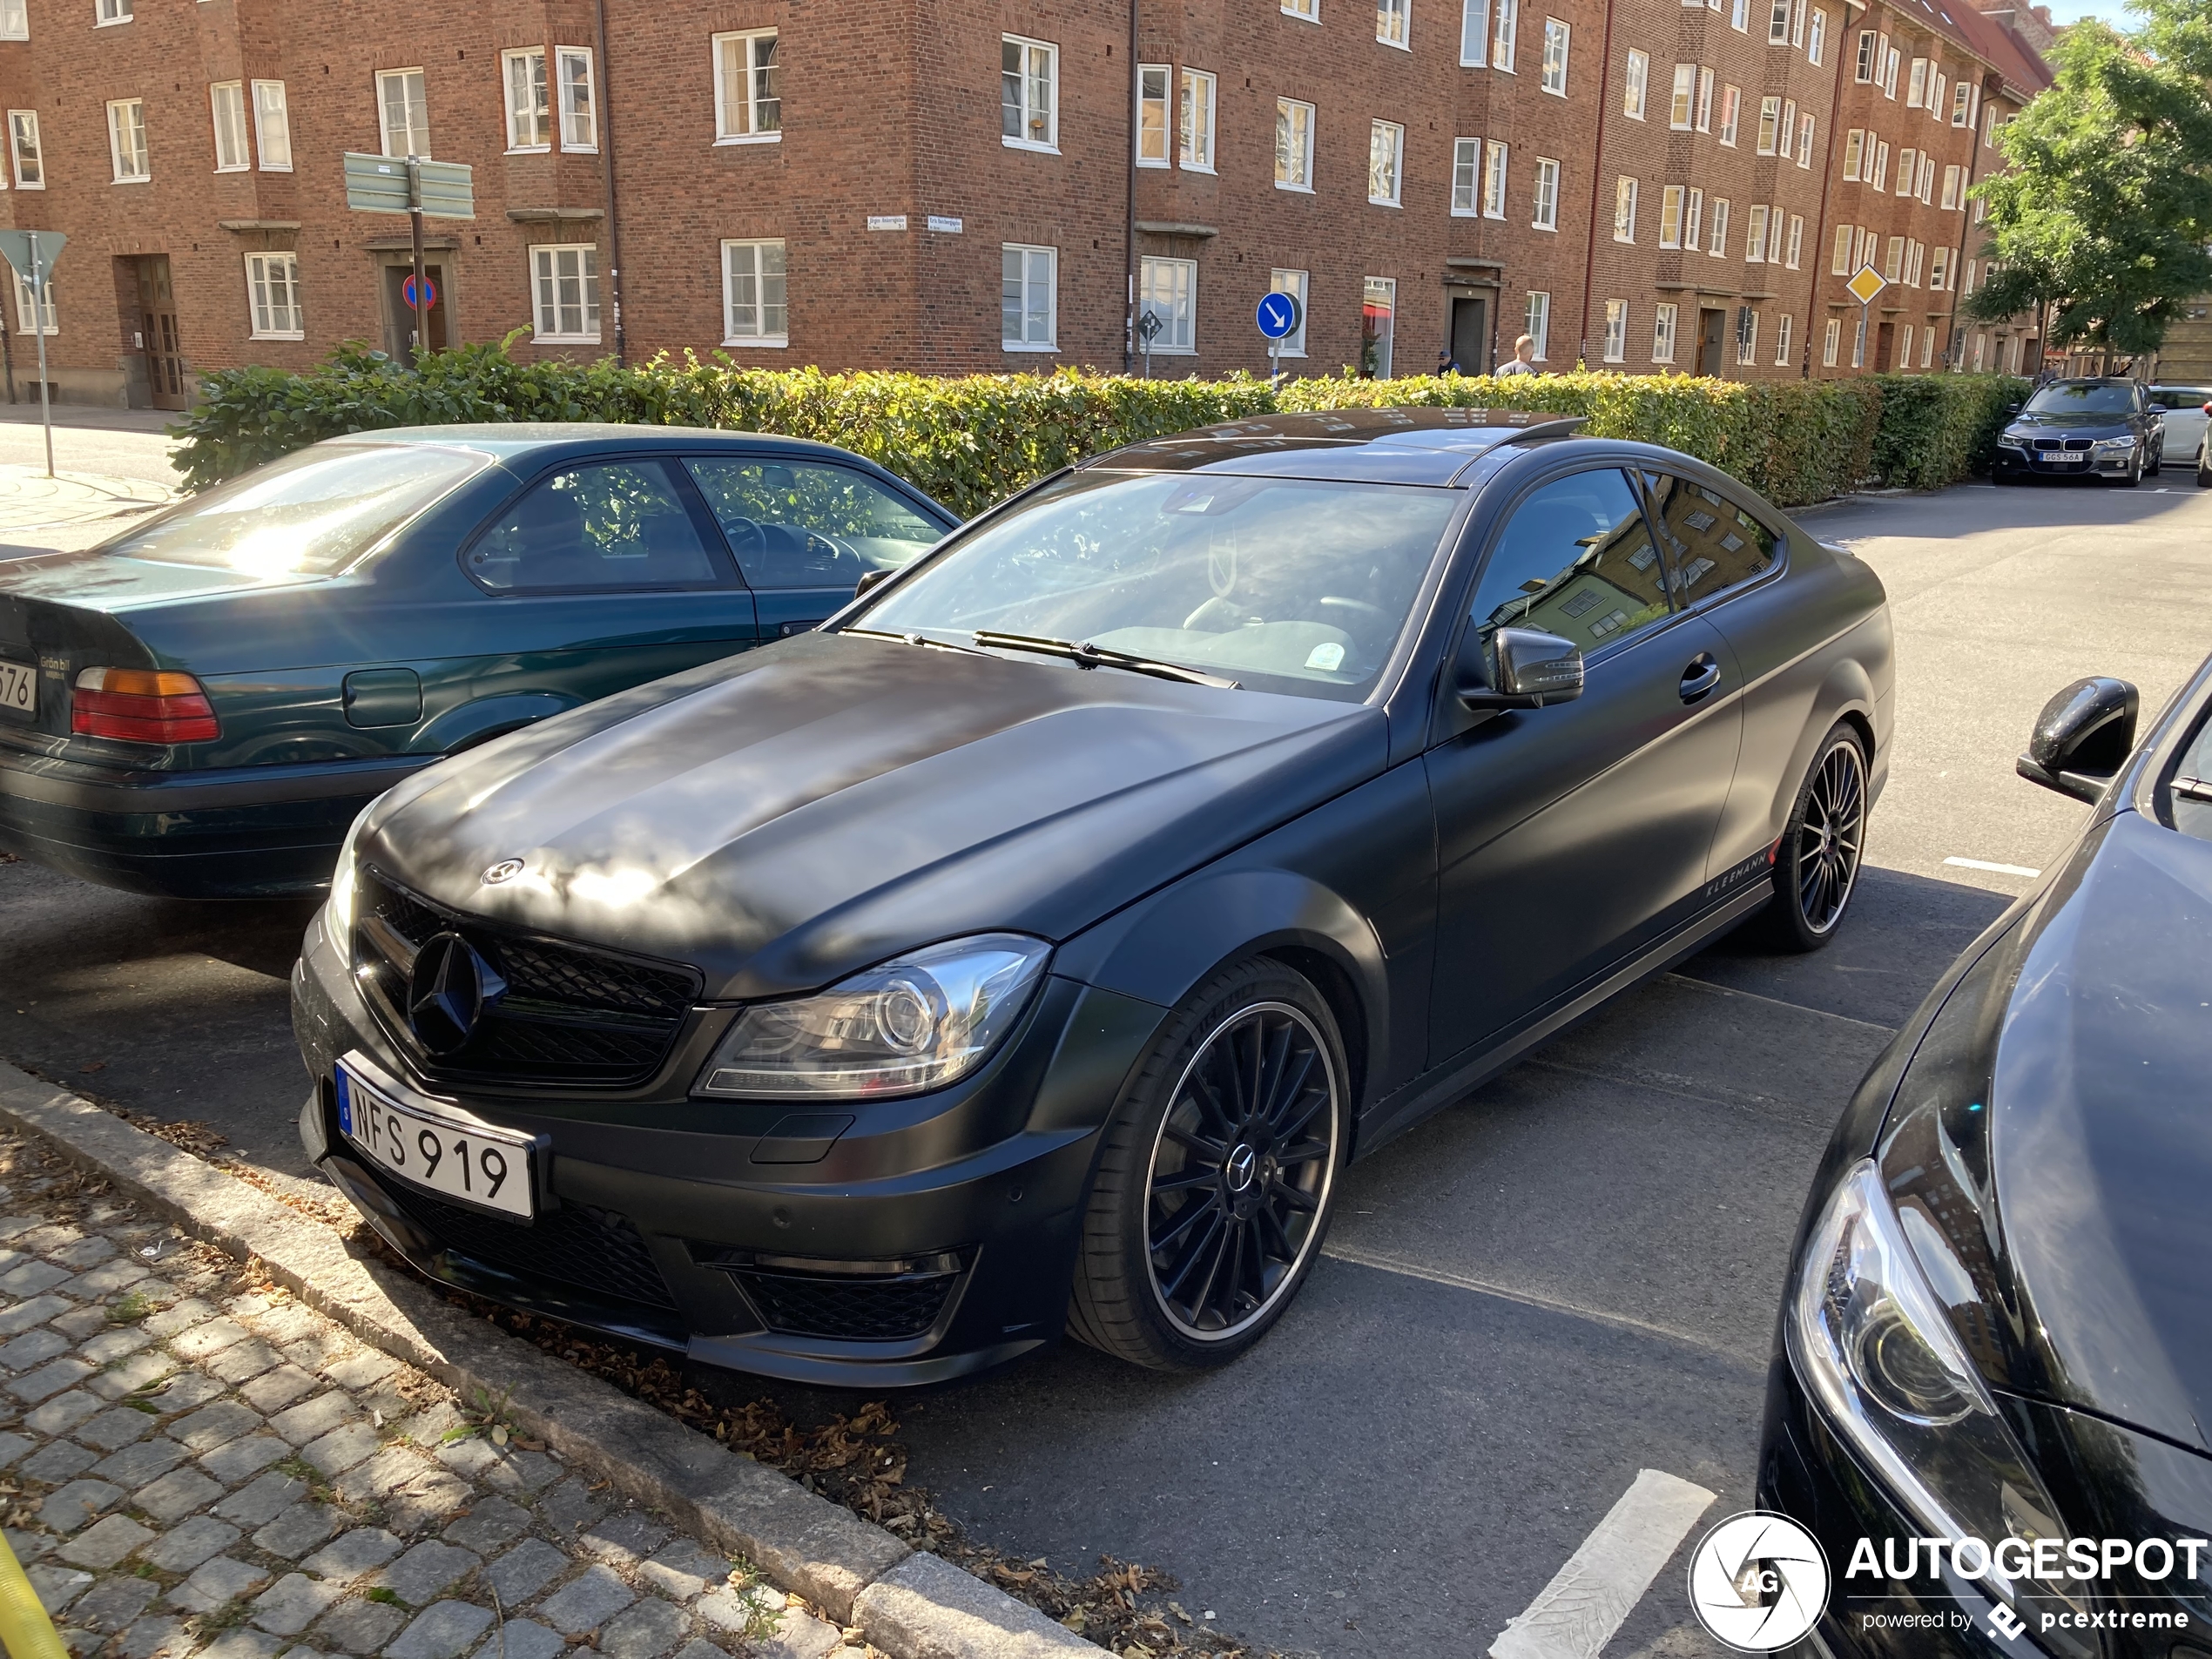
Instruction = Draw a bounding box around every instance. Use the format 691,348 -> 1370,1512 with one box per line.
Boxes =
1966,5 -> 2212,360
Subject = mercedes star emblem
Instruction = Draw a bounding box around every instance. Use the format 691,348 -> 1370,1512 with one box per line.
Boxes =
407,933 -> 506,1055
482,858 -> 526,885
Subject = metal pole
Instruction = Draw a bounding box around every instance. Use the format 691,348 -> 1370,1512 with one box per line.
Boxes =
30,234 -> 52,479
1271,330 -> 1280,388
408,157 -> 426,360
1,296 -> 16,405
1859,300 -> 1870,372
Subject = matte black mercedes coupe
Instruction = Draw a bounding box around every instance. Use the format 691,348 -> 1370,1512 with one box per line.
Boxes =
290,408 -> 1894,1384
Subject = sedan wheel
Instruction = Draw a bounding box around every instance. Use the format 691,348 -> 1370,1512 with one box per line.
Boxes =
1069,961 -> 1346,1370
1759,725 -> 1869,953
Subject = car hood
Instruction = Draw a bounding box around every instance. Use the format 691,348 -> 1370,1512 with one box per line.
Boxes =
357,631 -> 1388,1000
2005,411 -> 2135,436
1880,809 -> 2212,1454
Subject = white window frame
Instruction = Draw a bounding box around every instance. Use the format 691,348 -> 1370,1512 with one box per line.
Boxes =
1001,242 -> 1057,351
1797,111 -> 1815,165
1369,119 -> 1405,206
1855,30 -> 1876,82
1906,56 -> 1927,107
1745,203 -> 1770,262
1940,163 -> 1959,210
1623,48 -> 1648,118
1808,8 -> 1826,64
1284,0 -> 1319,21
556,46 -> 596,152
252,81 -> 292,172
1843,127 -> 1864,179
1377,0 -> 1411,48
1928,244 -> 1950,289
1768,0 -> 1789,44
1774,312 -> 1793,367
1952,81 -> 1973,126
1895,146 -> 1915,196
1602,299 -> 1628,363
1482,138 -> 1508,217
530,243 -> 600,343
377,68 -> 429,158
14,267 -> 54,334
1757,95 -> 1780,154
1708,197 -> 1730,256
1276,98 -> 1314,190
1683,186 -> 1703,250
1613,174 -> 1637,243
714,30 -> 780,143
1540,17 -> 1568,94
94,0 -> 127,24
1139,254 -> 1197,354
1717,83 -> 1739,145
1660,184 -> 1684,247
1452,137 -> 1482,214
1831,223 -> 1853,274
1525,290 -> 1550,361
1786,213 -> 1804,269
106,97 -> 149,182
1669,63 -> 1694,130
1531,155 -> 1559,230
1364,277 -> 1397,377
1791,0 -> 1806,45
1883,45 -> 1900,98
9,111 -> 41,188
0,0 -> 25,40
1460,0 -> 1490,66
1492,0 -> 1518,71
1736,307 -> 1758,366
1653,302 -> 1678,364
503,47 -> 550,152
1918,152 -> 1935,202
1001,35 -> 1058,152
1138,66 -> 1170,166
1898,323 -> 1916,368
244,251 -> 302,341
1178,69 -> 1217,171
1872,141 -> 1889,191
210,80 -> 249,172
1270,268 -> 1310,356
1824,316 -> 1841,366
720,238 -> 788,347
1731,0 -> 1748,27
1922,325 -> 1936,368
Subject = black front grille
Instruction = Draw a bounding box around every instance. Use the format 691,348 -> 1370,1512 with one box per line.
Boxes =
2033,437 -> 2095,452
384,1181 -> 679,1312
354,870 -> 700,1088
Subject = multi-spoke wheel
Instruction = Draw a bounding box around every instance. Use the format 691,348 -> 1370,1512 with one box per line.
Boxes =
1760,724 -> 1869,953
1069,961 -> 1346,1370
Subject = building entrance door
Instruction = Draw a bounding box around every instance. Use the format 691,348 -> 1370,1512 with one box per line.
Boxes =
385,263 -> 449,356
1697,308 -> 1725,375
1875,320 -> 1896,371
1451,296 -> 1490,374
133,256 -> 187,411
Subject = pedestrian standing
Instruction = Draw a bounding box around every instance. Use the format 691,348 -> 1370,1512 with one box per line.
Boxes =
1494,334 -> 1541,377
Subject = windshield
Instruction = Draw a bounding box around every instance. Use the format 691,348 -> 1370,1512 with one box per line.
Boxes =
2024,383 -> 2136,416
855,469 -> 1462,700
98,443 -> 490,577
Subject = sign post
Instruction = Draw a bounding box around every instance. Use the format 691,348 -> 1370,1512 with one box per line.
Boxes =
343,153 -> 475,361
1255,291 -> 1301,386
1845,263 -> 1888,371
0,230 -> 67,478
1136,308 -> 1162,380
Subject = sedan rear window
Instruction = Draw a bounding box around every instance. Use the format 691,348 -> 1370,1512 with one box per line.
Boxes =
98,443 -> 490,577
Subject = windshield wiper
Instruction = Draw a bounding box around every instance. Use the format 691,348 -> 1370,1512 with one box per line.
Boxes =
972,631 -> 1239,689
840,626 -> 993,658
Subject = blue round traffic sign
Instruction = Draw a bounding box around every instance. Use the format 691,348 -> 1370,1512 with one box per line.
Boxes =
401,274 -> 437,310
1256,292 -> 1300,340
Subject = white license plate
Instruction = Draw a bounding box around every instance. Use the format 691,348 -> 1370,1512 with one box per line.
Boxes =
2044,455 -> 2086,466
336,1059 -> 535,1219
0,660 -> 32,716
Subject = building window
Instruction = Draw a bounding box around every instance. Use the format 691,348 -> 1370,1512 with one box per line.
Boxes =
1918,152 -> 1935,201
1922,326 -> 1936,368
1898,323 -> 1916,368
1285,0 -> 1318,20
1952,81 -> 1972,125
1482,139 -> 1508,216
211,81 -> 248,171
1774,312 -> 1792,366
1906,56 -> 1927,106
95,0 -> 126,23
1757,95 -> 1780,154
1602,299 -> 1627,362
1894,146 -> 1914,195
1792,0 -> 1807,44
1493,0 -> 1519,71
1940,163 -> 1959,209
1001,243 -> 1055,349
0,0 -> 24,40
1270,268 -> 1310,355
1871,141 -> 1889,190
1660,184 -> 1683,247
1696,66 -> 1713,130
1001,36 -> 1056,151
1971,331 -> 1985,371
1708,197 -> 1730,256
1541,17 -> 1568,93
1669,64 -> 1694,130
1138,66 -> 1170,165
1730,0 -> 1748,26
1362,277 -> 1396,377
1653,302 -> 1678,363
1378,0 -> 1409,47
1452,137 -> 1481,213
715,30 -> 780,140
1140,256 -> 1197,354
252,82 -> 291,171
14,268 -> 53,334
1736,307 -> 1757,365
1883,235 -> 1903,280
1929,244 -> 1950,288
1178,69 -> 1216,169
1882,46 -> 1900,98
1531,156 -> 1558,229
1460,0 -> 1490,66
1843,128 -> 1863,179
1745,203 -> 1770,261
503,49 -> 549,150
1797,111 -> 1815,165
1524,290 -> 1550,361
530,244 -> 599,342
1276,98 -> 1314,188
1623,49 -> 1648,118
1855,30 -> 1876,81
556,47 -> 595,151
1824,316 -> 1841,366
1684,186 -> 1703,248
1785,213 -> 1803,268
1718,83 -> 1740,144
1768,0 -> 1788,43
245,252 -> 302,340
9,111 -> 40,188
107,98 -> 149,181
721,239 -> 787,345
1369,119 -> 1404,205
1808,8 -> 1826,64
1614,175 -> 1637,242
377,69 -> 429,158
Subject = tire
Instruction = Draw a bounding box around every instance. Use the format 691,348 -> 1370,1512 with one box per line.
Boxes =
1755,724 -> 1870,954
2116,452 -> 2142,488
2196,449 -> 2211,489
1067,958 -> 1349,1371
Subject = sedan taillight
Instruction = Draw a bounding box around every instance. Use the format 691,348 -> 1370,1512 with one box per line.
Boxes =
71,667 -> 220,745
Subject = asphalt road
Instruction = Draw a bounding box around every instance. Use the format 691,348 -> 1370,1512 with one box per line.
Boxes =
4,469 -> 2209,1656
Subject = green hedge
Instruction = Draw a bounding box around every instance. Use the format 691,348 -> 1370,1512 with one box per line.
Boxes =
168,336 -> 2025,515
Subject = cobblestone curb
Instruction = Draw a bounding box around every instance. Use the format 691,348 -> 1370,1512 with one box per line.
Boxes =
0,1063 -> 1103,1659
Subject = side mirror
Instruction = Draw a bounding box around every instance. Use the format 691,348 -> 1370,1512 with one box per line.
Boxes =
2016,676 -> 2138,803
2005,402 -> 2023,415
853,569 -> 893,599
1459,625 -> 1585,711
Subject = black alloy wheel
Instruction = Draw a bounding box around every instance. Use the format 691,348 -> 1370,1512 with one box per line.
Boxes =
1069,960 -> 1346,1370
1760,724 -> 1870,953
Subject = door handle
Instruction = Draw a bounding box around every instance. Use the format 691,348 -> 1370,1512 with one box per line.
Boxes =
1679,654 -> 1722,703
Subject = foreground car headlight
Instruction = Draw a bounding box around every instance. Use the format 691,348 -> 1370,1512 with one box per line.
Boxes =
1788,1160 -> 2081,1617
1996,433 -> 2027,449
2092,435 -> 2136,451
325,805 -> 374,941
693,934 -> 1052,1100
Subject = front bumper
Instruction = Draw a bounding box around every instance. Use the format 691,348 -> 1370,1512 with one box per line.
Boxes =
0,740 -> 430,897
290,907 -> 1166,1385
1993,444 -> 2138,479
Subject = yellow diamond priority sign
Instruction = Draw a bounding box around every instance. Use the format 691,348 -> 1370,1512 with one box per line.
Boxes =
1845,264 -> 1888,307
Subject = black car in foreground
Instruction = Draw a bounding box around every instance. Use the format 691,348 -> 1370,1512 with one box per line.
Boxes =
291,408 -> 1893,1385
1758,661 -> 2212,1656
1992,379 -> 2165,485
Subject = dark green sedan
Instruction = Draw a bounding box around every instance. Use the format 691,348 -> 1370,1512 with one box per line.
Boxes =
0,426 -> 954,897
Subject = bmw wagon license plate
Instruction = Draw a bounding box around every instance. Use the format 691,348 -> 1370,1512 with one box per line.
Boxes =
0,659 -> 32,716
2046,454 -> 2086,466
334,1058 -> 536,1219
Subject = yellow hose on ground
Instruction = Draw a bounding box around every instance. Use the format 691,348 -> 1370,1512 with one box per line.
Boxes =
0,1528 -> 68,1659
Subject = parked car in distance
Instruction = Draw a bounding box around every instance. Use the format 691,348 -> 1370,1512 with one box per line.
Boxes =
0,426 -> 955,898
291,407 -> 1894,1385
2146,382 -> 2212,480
1758,656 -> 2212,1656
1992,378 -> 2164,485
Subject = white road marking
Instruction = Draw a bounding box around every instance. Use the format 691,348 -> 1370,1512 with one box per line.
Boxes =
1660,972 -> 1900,1035
1943,856 -> 2042,878
1488,1469 -> 1717,1659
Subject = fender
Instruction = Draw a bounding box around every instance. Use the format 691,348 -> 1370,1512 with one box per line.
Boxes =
1759,638 -> 1882,839
410,691 -> 578,757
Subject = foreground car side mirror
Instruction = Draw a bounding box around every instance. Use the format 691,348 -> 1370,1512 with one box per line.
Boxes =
2017,676 -> 2139,803
854,569 -> 893,599
1459,625 -> 1585,711
2005,402 -> 2023,415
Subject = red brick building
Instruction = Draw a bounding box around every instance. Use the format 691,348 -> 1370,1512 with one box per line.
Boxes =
0,0 -> 2046,407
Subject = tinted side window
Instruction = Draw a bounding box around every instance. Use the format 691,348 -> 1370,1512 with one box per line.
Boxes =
1644,473 -> 1777,606
1467,469 -> 1671,657
468,461 -> 718,592
2169,713 -> 2212,843
685,458 -> 943,590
